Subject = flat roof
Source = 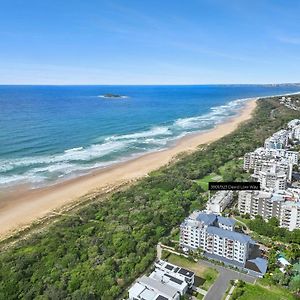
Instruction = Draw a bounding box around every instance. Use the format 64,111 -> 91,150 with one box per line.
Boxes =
158,260 -> 195,278
165,273 -> 183,285
178,267 -> 194,278
139,276 -> 179,298
156,296 -> 168,300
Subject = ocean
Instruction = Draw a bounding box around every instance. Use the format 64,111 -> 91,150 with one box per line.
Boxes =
0,84 -> 299,189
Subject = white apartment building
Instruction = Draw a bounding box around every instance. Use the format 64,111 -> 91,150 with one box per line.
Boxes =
243,148 -> 298,171
252,159 -> 292,182
128,260 -> 194,300
264,129 -> 289,150
293,125 -> 300,141
288,119 -> 300,140
238,189 -> 300,231
180,212 -> 255,265
280,201 -> 300,231
287,119 -> 300,129
206,191 -> 233,214
257,169 -> 287,191
238,190 -> 273,217
239,119 -> 300,231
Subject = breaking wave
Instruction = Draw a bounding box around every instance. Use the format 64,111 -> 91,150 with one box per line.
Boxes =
0,97 -> 250,188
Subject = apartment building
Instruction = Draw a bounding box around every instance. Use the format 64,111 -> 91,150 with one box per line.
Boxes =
288,119 -> 300,140
238,189 -> 300,231
280,201 -> 300,231
294,125 -> 300,141
264,129 -> 289,150
256,169 -> 287,191
252,158 -> 292,182
243,147 -> 298,171
206,190 -> 233,214
180,212 -> 254,265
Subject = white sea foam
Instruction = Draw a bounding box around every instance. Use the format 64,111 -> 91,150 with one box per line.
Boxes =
174,97 -> 247,130
0,97 -> 252,188
107,126 -> 172,141
64,147 -> 83,153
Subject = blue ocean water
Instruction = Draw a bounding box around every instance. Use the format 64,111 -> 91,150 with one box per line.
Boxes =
0,85 -> 299,188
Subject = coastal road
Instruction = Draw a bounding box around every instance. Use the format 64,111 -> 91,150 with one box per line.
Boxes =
198,260 -> 256,300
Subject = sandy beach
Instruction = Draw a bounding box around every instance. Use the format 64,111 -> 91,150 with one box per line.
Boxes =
0,99 -> 257,240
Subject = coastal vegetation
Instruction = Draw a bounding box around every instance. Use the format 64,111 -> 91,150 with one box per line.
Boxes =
0,96 -> 300,299
231,279 -> 297,300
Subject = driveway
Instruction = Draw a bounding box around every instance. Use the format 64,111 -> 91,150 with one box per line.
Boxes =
198,260 -> 256,300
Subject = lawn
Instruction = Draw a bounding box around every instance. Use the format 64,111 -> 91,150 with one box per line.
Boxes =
196,172 -> 222,191
166,254 -> 218,291
236,282 -> 297,300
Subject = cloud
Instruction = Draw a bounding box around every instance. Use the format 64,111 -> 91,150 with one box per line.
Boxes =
277,36 -> 300,45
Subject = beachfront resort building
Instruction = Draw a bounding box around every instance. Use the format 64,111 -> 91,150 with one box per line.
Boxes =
264,129 -> 289,150
238,119 -> 300,231
280,201 -> 300,231
238,189 -> 300,231
180,212 -> 251,264
243,148 -> 298,174
288,119 -> 300,139
128,260 -> 194,300
206,190 -> 233,214
256,168 -> 287,191
179,211 -> 267,276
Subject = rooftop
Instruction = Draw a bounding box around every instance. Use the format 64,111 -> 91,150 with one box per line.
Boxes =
210,191 -> 232,204
196,213 -> 217,225
246,257 -> 268,275
217,215 -> 236,227
156,260 -> 195,278
139,276 -> 179,298
206,226 -> 254,244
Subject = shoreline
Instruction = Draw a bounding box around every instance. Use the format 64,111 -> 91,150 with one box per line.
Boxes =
0,99 -> 257,239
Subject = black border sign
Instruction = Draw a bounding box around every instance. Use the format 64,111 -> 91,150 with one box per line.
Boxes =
208,182 -> 260,191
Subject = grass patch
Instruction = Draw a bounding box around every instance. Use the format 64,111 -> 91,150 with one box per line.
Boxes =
235,282 -> 296,300
166,254 -> 218,290
196,172 -> 222,190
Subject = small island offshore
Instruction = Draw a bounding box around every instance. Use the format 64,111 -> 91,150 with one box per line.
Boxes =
99,93 -> 128,99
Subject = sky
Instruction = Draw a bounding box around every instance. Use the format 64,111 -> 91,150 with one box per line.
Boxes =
0,0 -> 299,85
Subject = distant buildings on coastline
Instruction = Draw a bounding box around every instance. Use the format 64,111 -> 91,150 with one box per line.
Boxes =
239,119 -> 300,231
179,211 -> 267,277
130,118 -> 300,298
177,119 -> 300,277
280,96 -> 300,111
128,260 -> 195,300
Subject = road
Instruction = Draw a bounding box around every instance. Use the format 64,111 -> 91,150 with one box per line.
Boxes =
198,260 -> 256,300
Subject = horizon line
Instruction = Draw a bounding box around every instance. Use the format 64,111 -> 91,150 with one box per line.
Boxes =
0,82 -> 299,87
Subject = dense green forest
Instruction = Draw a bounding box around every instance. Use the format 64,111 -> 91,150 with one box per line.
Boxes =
0,96 -> 299,299
247,216 -> 300,244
